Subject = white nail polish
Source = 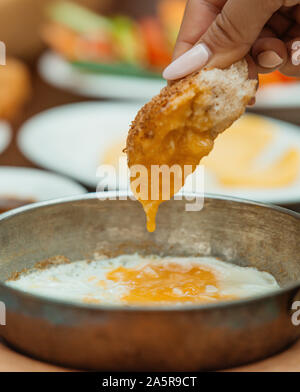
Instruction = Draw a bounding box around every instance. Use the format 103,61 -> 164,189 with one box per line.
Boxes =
163,43 -> 211,80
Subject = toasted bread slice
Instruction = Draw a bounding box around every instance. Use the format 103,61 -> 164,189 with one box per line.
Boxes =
127,59 -> 257,232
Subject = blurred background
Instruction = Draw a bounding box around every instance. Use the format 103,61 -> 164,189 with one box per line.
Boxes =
0,0 -> 300,214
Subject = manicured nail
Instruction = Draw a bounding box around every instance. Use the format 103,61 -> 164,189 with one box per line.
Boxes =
257,51 -> 283,69
163,43 -> 211,80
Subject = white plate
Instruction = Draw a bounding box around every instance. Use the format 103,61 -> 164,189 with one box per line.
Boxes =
185,116 -> 300,205
0,167 -> 86,202
0,121 -> 11,154
182,121 -> 300,205
18,102 -> 142,188
203,116 -> 300,204
38,51 -> 166,101
39,51 -> 300,109
18,102 -> 300,204
255,83 -> 300,109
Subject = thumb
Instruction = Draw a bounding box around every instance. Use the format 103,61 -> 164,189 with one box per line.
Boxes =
163,0 -> 282,80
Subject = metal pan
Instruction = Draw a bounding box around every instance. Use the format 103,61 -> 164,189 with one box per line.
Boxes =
0,192 -> 299,371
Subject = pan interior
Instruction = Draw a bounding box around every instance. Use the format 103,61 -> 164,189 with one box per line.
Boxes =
0,196 -> 299,291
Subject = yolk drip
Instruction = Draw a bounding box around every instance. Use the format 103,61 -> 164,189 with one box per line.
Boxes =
130,129 -> 214,232
106,262 -> 235,304
128,85 -> 215,233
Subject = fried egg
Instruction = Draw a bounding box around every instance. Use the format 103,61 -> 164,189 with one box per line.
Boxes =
6,255 -> 279,306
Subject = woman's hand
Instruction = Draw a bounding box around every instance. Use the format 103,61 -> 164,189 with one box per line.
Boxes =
163,0 -> 300,80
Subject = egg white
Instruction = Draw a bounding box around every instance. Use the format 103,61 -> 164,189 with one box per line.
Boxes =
6,255 -> 279,306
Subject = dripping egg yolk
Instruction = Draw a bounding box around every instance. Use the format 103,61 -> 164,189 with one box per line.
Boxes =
106,262 -> 235,305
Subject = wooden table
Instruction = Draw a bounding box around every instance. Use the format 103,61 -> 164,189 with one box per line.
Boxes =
1,63 -> 300,371
1,337 -> 300,372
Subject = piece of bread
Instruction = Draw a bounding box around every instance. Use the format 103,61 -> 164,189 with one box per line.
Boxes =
127,59 -> 257,231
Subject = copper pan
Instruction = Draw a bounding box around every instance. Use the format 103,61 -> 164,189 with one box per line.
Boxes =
0,192 -> 299,371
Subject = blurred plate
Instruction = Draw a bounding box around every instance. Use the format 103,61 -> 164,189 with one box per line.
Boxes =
18,102 -> 142,188
202,116 -> 300,204
40,51 -> 300,108
0,121 -> 11,154
0,166 -> 86,202
255,83 -> 300,109
38,51 -> 166,101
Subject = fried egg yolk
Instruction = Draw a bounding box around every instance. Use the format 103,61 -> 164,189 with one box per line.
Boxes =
6,256 -> 279,307
107,262 -> 234,304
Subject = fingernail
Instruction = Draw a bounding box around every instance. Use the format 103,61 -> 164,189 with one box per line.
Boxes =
257,51 -> 283,69
163,43 -> 211,80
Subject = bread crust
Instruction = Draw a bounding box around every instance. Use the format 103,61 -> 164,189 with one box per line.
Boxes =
126,59 -> 257,232
127,60 -> 256,165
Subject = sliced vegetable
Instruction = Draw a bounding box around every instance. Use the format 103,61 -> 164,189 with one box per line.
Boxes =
111,16 -> 145,65
259,71 -> 299,86
259,71 -> 284,86
44,2 -> 174,72
278,73 -> 299,83
139,17 -> 172,69
77,37 -> 115,62
47,1 -> 112,34
72,61 -> 163,79
157,0 -> 186,47
42,24 -> 78,60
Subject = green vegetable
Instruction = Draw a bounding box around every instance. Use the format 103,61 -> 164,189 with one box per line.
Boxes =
47,1 -> 112,34
111,16 -> 141,65
72,61 -> 163,79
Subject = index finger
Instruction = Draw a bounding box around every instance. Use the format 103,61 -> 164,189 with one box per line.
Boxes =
173,0 -> 227,60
